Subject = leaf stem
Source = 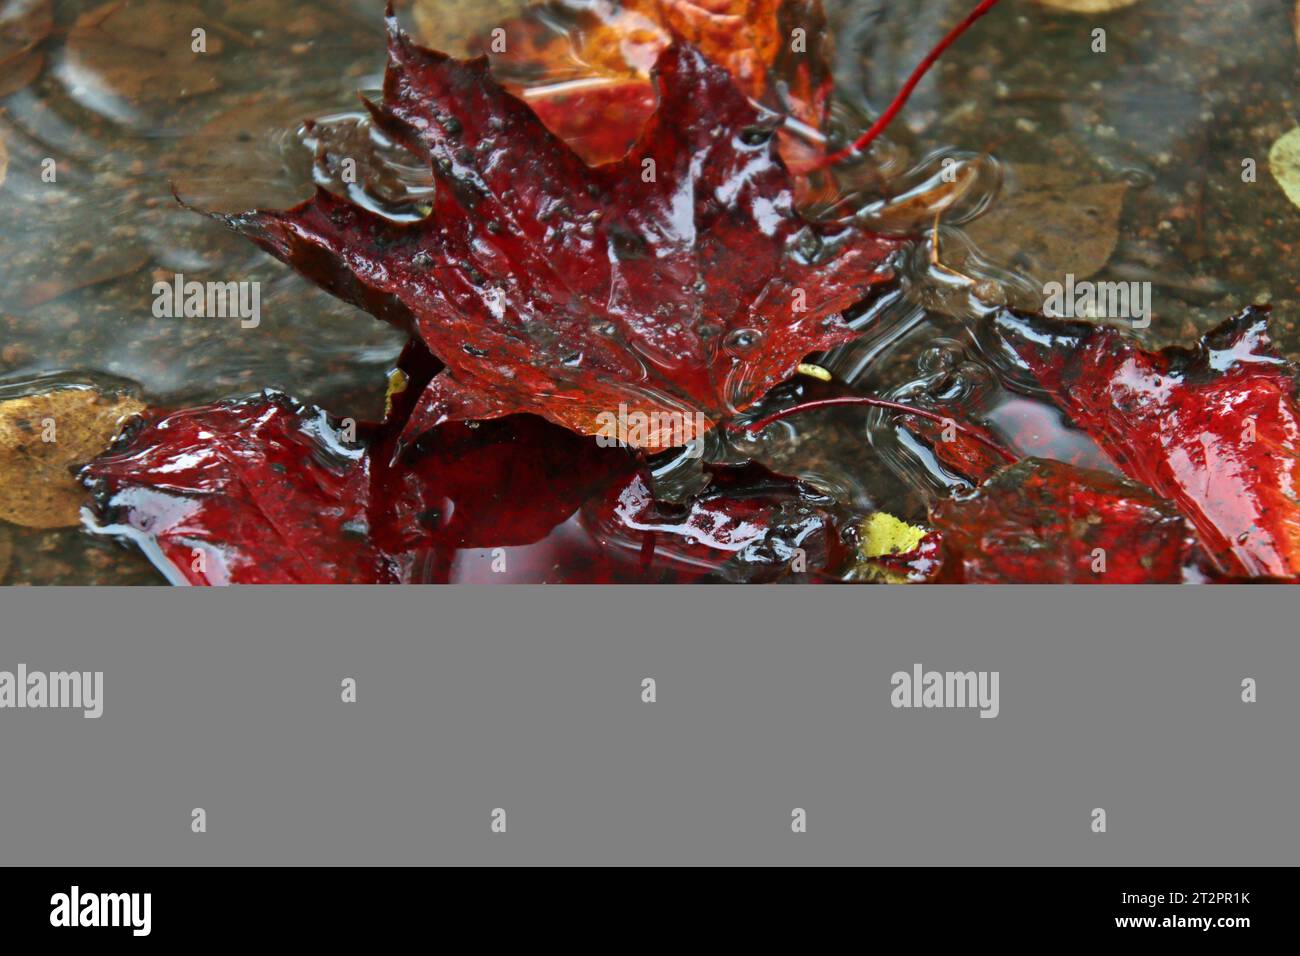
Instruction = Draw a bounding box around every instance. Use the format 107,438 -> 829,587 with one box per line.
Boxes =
737,396 -> 1017,464
809,0 -> 1004,171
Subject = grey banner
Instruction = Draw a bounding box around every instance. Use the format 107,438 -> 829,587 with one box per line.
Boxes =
0,586 -> 1294,865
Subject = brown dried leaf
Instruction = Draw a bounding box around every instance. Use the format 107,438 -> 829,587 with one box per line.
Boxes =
12,244 -> 150,310
964,165 -> 1127,286
412,0 -> 529,56
167,93 -> 324,213
65,0 -> 225,109
169,92 -> 433,216
0,385 -> 145,528
0,49 -> 41,97
0,0 -> 52,97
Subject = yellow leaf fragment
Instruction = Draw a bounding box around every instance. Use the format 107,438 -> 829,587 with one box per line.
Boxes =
383,367 -> 409,421
849,512 -> 936,584
1268,127 -> 1300,211
796,363 -> 832,382
860,512 -> 928,560
1030,0 -> 1142,12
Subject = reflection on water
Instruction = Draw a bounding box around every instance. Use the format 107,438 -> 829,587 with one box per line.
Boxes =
1,0 -> 1297,582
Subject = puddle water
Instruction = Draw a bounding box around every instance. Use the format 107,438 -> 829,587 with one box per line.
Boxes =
1,0 -> 1297,583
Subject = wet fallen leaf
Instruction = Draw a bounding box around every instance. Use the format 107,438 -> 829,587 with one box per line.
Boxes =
412,0 -> 530,56
79,334 -> 638,583
166,92 -> 335,213
80,337 -> 846,584
1030,0 -> 1142,13
0,45 -> 41,97
587,459 -> 843,581
0,128 -> 8,187
986,305 -> 1300,579
222,20 -> 904,452
372,338 -> 640,563
81,387 -> 836,583
849,512 -> 942,583
964,165 -> 1127,287
1267,126 -> 1300,211
895,410 -> 1012,489
860,511 -> 926,558
931,457 -> 1191,584
0,383 -> 145,528
65,0 -> 226,121
81,391 -> 390,583
12,243 -> 150,310
856,159 -> 986,234
0,0 -> 52,98
220,0 -> 341,38
300,111 -> 433,215
473,0 -> 833,170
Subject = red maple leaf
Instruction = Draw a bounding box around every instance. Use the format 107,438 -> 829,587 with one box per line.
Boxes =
218,17 -> 904,451
475,0 -> 835,176
986,305 -> 1300,580
79,390 -> 840,585
930,457 -> 1193,584
79,391 -> 640,585
80,392 -> 391,585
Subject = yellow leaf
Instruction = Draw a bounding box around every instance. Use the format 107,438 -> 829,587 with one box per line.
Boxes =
383,367 -> 409,421
860,512 -> 928,560
1030,0 -> 1142,12
848,512 -> 936,584
1268,127 -> 1300,210
796,363 -> 832,382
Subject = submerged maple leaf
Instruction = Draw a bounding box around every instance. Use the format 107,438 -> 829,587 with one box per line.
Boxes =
79,390 -> 640,584
931,457 -> 1192,584
844,457 -> 1192,584
985,305 -> 1300,579
78,387 -> 845,584
476,0 -> 833,171
220,17 -> 903,452
80,392 -> 389,585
